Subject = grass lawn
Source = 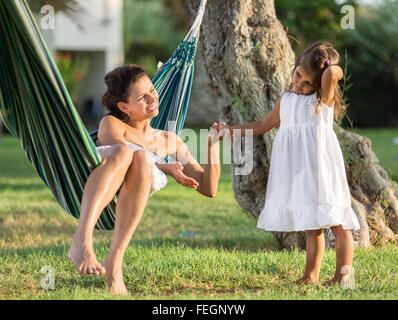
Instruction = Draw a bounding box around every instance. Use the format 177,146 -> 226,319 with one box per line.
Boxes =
0,128 -> 397,300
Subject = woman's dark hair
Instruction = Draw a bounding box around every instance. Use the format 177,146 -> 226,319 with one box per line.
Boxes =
288,41 -> 346,122
101,64 -> 148,124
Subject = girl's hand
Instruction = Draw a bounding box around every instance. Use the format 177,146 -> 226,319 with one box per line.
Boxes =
217,122 -> 233,140
324,65 -> 344,81
208,122 -> 221,144
168,161 -> 199,189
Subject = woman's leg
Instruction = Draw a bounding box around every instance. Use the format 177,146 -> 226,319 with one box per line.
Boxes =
68,144 -> 135,275
296,229 -> 325,284
323,225 -> 354,286
102,150 -> 154,295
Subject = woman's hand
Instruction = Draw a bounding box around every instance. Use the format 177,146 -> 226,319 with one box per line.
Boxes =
166,162 -> 199,189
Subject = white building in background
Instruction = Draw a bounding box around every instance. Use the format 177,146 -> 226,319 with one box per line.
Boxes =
41,0 -> 124,130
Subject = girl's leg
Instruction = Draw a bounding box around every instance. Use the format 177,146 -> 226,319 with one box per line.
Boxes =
102,150 -> 154,295
296,229 -> 324,284
68,144 -> 135,275
323,225 -> 354,286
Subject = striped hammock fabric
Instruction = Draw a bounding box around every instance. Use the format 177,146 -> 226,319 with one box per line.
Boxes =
0,0 -> 207,230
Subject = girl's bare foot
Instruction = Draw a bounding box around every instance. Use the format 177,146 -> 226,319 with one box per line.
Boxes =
67,233 -> 105,275
102,261 -> 128,296
322,277 -> 339,287
322,275 -> 351,288
295,276 -> 320,285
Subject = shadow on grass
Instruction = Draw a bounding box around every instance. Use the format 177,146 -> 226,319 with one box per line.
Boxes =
0,181 -> 47,193
0,214 -> 281,253
0,232 -> 281,262
131,236 -> 280,252
0,240 -> 283,295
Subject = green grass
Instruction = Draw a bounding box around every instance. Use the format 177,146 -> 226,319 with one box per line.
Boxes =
0,128 -> 397,300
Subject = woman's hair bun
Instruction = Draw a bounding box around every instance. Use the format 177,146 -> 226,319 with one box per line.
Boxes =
101,64 -> 147,123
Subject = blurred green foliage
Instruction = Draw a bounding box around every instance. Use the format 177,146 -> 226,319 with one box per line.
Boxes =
123,0 -> 188,78
275,0 -> 356,51
55,51 -> 90,103
344,0 -> 398,127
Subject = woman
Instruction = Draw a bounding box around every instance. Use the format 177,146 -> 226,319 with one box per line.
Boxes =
67,64 -> 221,295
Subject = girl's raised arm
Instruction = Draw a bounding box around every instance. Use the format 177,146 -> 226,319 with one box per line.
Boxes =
321,65 -> 343,107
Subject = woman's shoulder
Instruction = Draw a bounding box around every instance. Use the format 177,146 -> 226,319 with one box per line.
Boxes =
99,114 -> 126,127
98,115 -> 128,134
96,115 -> 127,146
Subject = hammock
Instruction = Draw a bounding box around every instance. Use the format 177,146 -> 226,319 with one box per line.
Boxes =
0,0 -> 207,230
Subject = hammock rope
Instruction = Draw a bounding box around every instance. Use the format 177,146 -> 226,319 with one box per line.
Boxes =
0,0 -> 207,230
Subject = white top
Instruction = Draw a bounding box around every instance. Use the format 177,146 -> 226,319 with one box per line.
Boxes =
96,142 -> 168,194
257,91 -> 360,232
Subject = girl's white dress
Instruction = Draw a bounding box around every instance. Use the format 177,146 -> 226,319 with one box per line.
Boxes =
96,142 -> 168,195
257,91 -> 360,232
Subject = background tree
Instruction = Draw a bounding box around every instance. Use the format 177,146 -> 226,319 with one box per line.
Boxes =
275,0 -> 356,52
343,0 -> 398,127
186,0 -> 398,249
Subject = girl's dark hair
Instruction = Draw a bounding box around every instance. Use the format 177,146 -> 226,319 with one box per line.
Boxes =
289,41 -> 346,122
101,64 -> 148,124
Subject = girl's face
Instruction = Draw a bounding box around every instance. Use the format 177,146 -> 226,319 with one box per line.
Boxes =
292,65 -> 316,95
118,75 -> 159,121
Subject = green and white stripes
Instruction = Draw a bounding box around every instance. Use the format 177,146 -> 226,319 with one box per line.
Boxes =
0,0 -> 207,230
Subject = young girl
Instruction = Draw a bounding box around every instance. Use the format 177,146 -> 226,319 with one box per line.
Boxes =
218,42 -> 360,286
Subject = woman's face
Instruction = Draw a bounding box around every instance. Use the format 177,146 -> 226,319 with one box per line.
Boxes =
118,75 -> 159,121
292,65 -> 316,95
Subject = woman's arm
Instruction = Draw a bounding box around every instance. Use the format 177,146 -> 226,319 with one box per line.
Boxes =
171,128 -> 221,198
223,98 -> 281,138
321,65 -> 343,107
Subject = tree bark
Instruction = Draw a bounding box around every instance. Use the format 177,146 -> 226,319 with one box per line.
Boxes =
186,0 -> 398,249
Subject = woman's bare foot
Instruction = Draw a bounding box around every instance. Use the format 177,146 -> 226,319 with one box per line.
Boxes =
102,261 -> 128,296
67,233 -> 105,275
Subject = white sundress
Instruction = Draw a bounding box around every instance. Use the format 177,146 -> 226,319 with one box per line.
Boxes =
96,142 -> 168,195
257,91 -> 360,232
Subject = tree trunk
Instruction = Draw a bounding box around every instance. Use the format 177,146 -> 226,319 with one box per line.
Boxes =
187,0 -> 398,249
